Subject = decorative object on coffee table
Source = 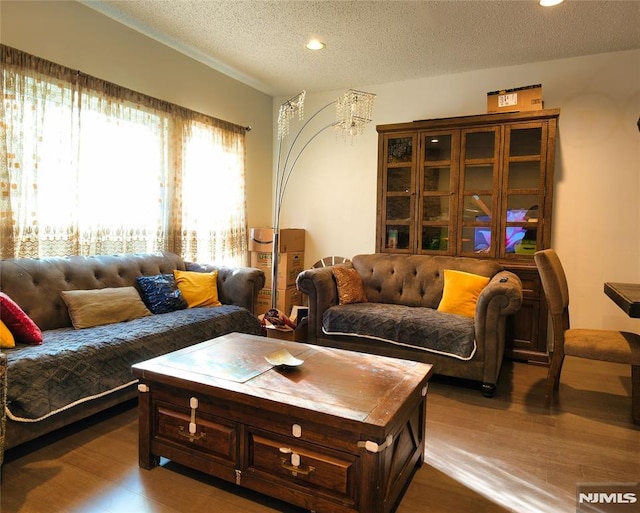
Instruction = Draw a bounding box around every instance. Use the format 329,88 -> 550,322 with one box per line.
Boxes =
263,348 -> 304,367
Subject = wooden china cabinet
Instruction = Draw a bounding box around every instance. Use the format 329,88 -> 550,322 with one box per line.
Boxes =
375,109 -> 560,364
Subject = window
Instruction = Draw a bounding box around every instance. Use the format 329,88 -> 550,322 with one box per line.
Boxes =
0,45 -> 248,266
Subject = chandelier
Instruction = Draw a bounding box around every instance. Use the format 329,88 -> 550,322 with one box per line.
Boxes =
277,90 -> 306,140
335,89 -> 376,136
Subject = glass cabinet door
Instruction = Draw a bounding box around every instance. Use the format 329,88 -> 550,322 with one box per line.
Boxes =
500,123 -> 547,257
379,133 -> 417,251
418,131 -> 458,253
377,111 -> 557,260
458,128 -> 500,257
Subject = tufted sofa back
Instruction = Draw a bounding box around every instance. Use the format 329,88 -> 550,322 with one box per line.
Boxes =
351,253 -> 503,309
0,252 -> 186,331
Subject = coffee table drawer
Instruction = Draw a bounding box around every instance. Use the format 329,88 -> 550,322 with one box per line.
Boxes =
155,403 -> 237,464
247,429 -> 358,502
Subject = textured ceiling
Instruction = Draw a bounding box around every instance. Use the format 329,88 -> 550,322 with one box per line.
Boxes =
81,0 -> 640,97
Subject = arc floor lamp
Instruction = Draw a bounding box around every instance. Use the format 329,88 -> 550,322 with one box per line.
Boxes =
270,88 -> 376,308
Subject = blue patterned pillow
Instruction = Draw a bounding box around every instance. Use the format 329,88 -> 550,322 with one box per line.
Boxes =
136,273 -> 187,314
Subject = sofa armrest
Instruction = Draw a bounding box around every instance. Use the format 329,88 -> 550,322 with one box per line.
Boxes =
185,262 -> 265,315
476,270 -> 523,319
474,270 -> 523,387
296,264 -> 346,343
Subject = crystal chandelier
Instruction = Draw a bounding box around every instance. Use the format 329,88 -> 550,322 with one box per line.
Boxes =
277,90 -> 306,140
270,88 -> 376,308
335,89 -> 376,136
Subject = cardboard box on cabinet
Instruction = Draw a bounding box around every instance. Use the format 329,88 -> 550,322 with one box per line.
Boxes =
487,84 -> 543,113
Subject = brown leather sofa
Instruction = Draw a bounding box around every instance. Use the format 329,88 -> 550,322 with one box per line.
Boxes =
297,253 -> 522,397
0,252 -> 264,452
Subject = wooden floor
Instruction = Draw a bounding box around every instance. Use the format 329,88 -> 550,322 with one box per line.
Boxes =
1,357 -> 639,513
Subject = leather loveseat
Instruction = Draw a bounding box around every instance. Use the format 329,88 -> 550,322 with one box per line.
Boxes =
0,251 -> 264,453
297,253 -> 522,397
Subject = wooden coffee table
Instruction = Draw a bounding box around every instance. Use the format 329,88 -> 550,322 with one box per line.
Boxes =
132,332 -> 433,513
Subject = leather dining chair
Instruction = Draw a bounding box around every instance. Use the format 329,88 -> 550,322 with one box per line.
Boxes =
534,249 -> 640,424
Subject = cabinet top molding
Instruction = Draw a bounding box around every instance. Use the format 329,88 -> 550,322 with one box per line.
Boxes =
377,108 -> 560,133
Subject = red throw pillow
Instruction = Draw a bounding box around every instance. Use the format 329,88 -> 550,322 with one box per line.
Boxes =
0,292 -> 43,345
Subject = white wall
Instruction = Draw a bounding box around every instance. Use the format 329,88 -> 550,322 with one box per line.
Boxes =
278,49 -> 640,332
0,0 -> 274,258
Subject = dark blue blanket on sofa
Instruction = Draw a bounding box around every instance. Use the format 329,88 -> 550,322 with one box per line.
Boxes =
4,305 -> 261,421
322,303 -> 476,360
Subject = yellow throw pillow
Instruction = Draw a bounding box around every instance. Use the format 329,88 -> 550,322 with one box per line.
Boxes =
173,270 -> 222,308
437,269 -> 490,318
61,287 -> 152,329
0,319 -> 16,348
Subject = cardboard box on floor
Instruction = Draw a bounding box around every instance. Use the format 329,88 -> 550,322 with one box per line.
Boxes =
251,251 -> 304,289
265,324 -> 307,342
487,84 -> 543,113
256,286 -> 304,317
263,306 -> 309,341
249,228 -> 305,253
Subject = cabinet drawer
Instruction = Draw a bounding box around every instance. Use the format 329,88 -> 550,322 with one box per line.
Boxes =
247,429 -> 358,502
154,403 -> 237,464
504,266 -> 541,299
518,275 -> 541,298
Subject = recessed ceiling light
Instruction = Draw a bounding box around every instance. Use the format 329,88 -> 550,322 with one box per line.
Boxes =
539,0 -> 564,6
306,39 -> 325,51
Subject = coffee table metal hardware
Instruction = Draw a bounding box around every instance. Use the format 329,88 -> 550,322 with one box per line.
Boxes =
279,448 -> 316,476
357,434 -> 394,453
177,425 -> 206,442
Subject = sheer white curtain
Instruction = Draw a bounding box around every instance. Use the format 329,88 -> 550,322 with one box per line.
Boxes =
180,119 -> 248,266
0,45 -> 248,265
